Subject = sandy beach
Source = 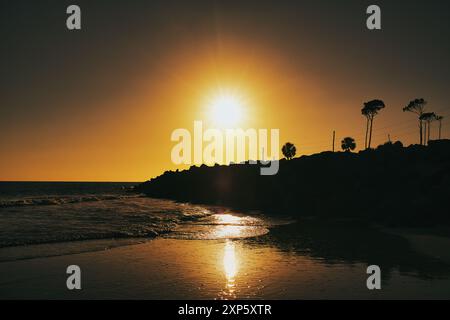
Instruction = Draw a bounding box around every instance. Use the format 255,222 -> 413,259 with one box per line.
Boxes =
1,223 -> 450,299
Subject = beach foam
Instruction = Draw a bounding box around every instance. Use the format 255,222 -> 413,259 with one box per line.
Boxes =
0,183 -> 290,261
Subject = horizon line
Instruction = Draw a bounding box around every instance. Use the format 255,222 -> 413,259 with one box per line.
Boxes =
0,180 -> 143,183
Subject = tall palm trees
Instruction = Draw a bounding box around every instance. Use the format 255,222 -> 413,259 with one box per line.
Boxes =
435,115 -> 444,140
403,98 -> 427,145
419,112 -> 437,145
362,99 -> 385,149
362,107 -> 370,149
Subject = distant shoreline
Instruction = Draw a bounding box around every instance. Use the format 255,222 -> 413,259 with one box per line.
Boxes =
0,181 -> 140,183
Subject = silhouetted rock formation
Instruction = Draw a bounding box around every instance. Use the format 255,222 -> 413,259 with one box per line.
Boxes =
136,140 -> 450,226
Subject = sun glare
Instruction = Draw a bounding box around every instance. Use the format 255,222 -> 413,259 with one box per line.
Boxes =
216,214 -> 243,225
223,240 -> 238,291
209,92 -> 245,127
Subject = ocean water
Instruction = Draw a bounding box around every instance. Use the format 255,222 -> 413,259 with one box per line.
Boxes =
0,182 -> 277,261
1,183 -> 450,299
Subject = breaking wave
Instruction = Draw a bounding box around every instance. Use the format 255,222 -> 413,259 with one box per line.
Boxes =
0,194 -> 145,208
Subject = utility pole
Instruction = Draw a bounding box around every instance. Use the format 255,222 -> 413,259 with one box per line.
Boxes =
332,130 -> 335,152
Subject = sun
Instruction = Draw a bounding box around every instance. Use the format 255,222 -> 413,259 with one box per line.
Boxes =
208,92 -> 245,127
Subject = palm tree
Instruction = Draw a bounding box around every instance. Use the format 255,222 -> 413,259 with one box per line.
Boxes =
362,108 -> 370,149
419,112 -> 436,145
281,142 -> 296,160
403,98 -> 427,145
435,115 -> 444,140
341,137 -> 356,152
362,99 -> 385,149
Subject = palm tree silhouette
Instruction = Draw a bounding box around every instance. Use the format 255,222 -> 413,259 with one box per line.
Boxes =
362,99 -> 385,149
435,115 -> 444,140
362,108 -> 370,149
282,142 -> 296,160
403,98 -> 427,145
420,112 -> 437,145
341,137 -> 356,152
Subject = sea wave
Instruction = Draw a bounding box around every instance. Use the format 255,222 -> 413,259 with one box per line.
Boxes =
0,197 -> 219,250
0,227 -> 172,249
0,188 -> 290,262
0,194 -> 143,208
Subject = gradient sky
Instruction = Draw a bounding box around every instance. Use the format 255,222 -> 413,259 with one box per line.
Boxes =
1,0 -> 450,181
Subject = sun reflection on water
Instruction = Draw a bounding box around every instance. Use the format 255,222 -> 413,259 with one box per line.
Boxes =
213,214 -> 247,239
211,213 -> 268,239
214,225 -> 245,238
216,214 -> 243,225
224,241 -> 237,280
220,240 -> 238,299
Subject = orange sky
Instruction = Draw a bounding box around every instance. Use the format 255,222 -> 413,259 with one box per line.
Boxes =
1,1 -> 449,181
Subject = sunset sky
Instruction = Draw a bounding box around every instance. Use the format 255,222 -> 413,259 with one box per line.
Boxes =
1,0 -> 450,181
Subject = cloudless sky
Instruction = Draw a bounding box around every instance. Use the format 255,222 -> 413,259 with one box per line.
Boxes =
1,0 -> 449,181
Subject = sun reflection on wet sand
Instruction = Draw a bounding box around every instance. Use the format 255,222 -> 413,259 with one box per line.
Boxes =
165,213 -> 269,240
210,214 -> 269,240
214,225 -> 246,238
220,240 -> 239,299
216,214 -> 244,225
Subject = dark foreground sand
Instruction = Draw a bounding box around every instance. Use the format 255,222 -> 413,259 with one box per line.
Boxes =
1,226 -> 450,299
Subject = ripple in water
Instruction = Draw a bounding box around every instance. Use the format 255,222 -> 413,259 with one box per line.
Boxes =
165,214 -> 271,240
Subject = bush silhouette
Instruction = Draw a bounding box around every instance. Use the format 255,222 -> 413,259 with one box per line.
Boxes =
341,137 -> 356,152
282,142 -> 296,160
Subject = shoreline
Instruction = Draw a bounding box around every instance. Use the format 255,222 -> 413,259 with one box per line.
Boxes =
136,141 -> 450,228
4,217 -> 449,264
0,237 -> 151,263
1,222 -> 450,299
381,227 -> 450,265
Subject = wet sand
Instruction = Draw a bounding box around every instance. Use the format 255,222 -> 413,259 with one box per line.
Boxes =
382,227 -> 450,265
1,224 -> 450,299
